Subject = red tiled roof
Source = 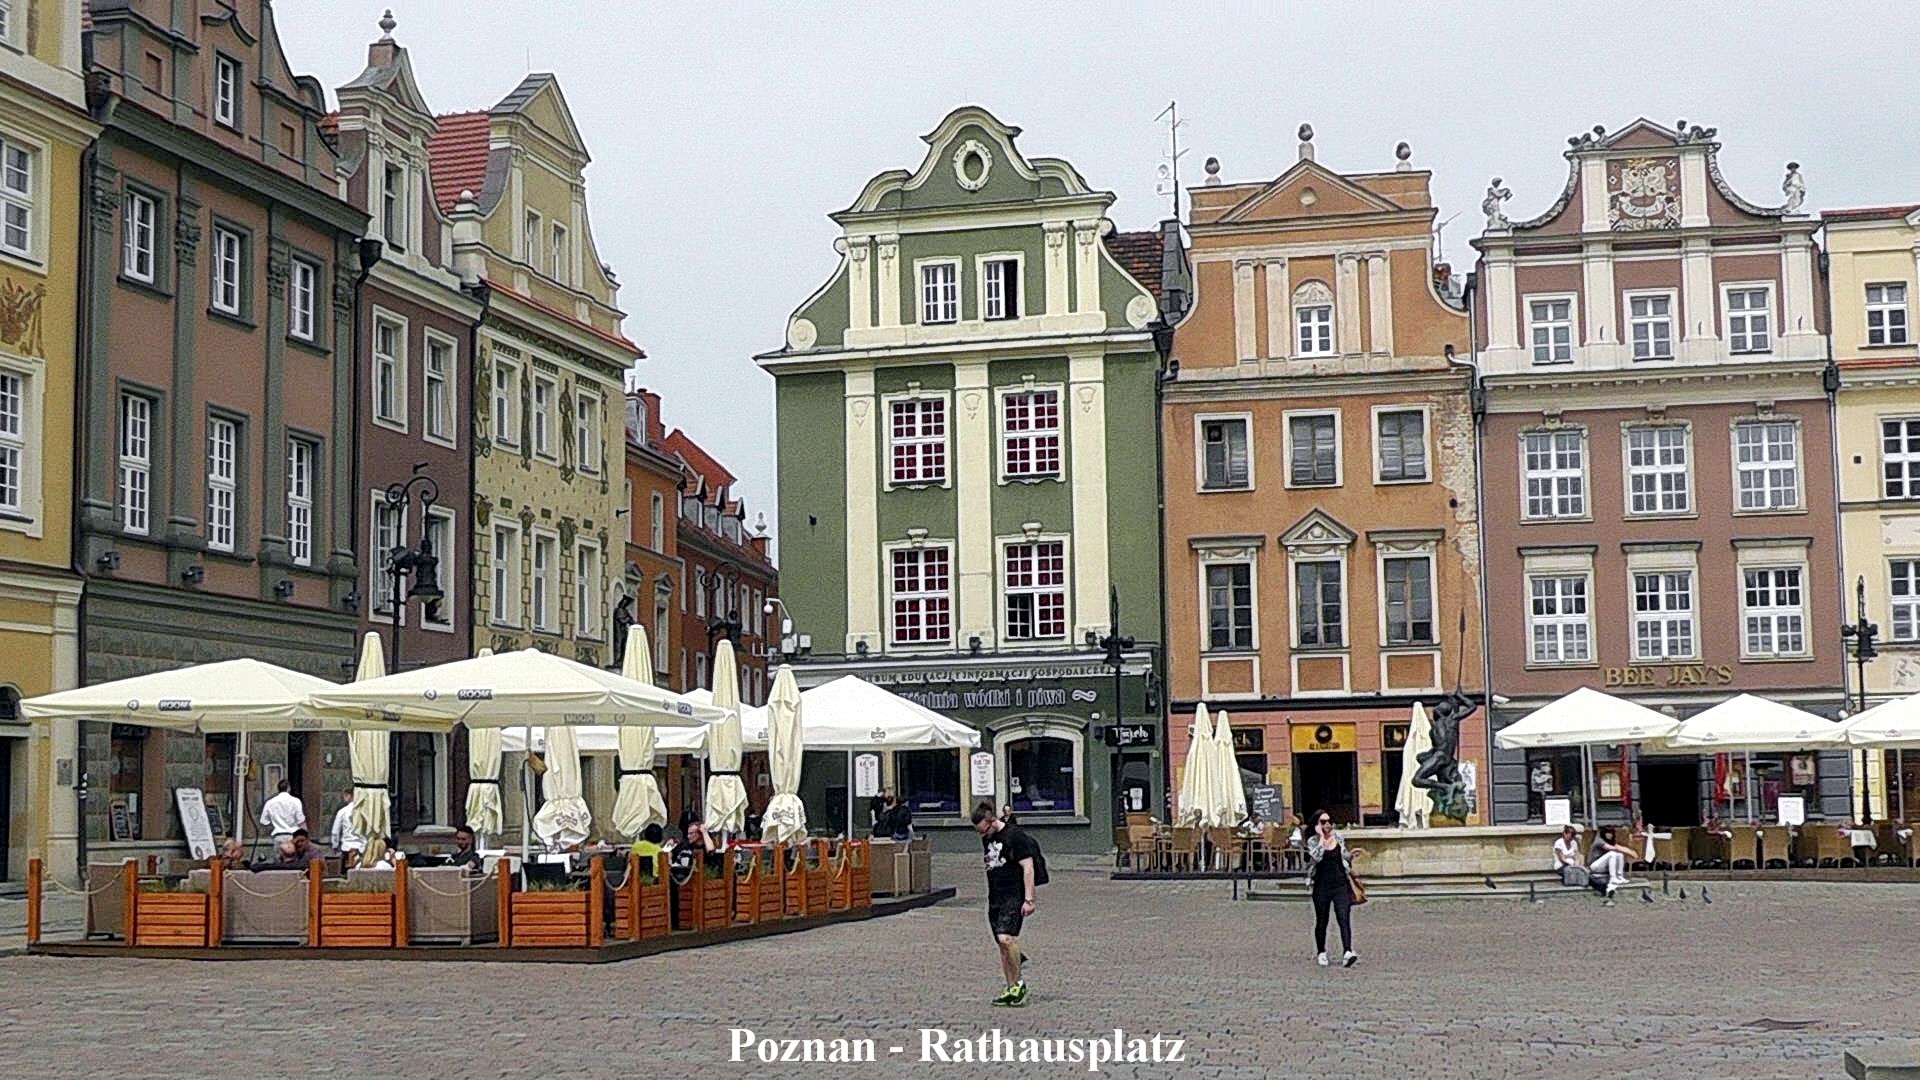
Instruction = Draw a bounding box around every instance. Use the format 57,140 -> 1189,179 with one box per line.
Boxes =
1823,204 -> 1920,223
427,111 -> 491,212
319,111 -> 339,138
1106,229 -> 1165,307
484,278 -> 643,357
661,430 -> 735,499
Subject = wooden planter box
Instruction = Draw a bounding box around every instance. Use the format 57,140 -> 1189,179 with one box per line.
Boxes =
317,893 -> 398,948
676,850 -> 733,933
612,854 -> 673,942
831,839 -> 872,911
732,846 -> 785,926
504,856 -> 604,948
784,842 -> 832,918
132,892 -> 212,947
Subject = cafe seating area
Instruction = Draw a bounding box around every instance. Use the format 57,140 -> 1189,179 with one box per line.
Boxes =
1112,815 -> 1307,878
28,836 -> 954,962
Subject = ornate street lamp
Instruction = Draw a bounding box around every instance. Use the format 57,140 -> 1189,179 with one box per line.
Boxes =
1841,574 -> 1878,825
381,466 -> 442,673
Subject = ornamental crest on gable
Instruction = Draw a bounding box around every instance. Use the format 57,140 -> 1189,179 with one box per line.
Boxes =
1608,157 -> 1679,231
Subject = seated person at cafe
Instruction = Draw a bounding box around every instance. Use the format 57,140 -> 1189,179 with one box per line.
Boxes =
1551,825 -> 1585,885
631,823 -> 666,881
1587,825 -> 1635,901
443,825 -> 484,871
359,836 -> 397,870
252,837 -> 305,871
216,837 -> 246,866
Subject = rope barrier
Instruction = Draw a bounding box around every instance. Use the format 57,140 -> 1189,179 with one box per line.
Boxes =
222,874 -> 310,900
406,872 -> 495,898
41,876 -> 127,898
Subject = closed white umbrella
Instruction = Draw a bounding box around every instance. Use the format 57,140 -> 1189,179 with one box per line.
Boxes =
1395,701 -> 1434,829
611,627 -> 668,838
703,640 -> 748,839
532,723 -> 590,848
1212,710 -> 1247,826
1178,704 -> 1214,826
463,647 -> 504,839
348,633 -> 392,847
760,667 -> 807,845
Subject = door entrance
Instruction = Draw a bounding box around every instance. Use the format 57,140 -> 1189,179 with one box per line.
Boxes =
1113,753 -> 1151,817
0,736 -> 13,880
1294,751 -> 1359,826
1639,757 -> 1702,827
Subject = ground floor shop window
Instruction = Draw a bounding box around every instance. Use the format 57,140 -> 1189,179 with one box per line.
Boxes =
203,733 -> 236,839
1002,732 -> 1079,817
1739,753 -> 1818,820
392,733 -> 440,833
108,725 -> 150,840
898,749 -> 961,815
1525,747 -> 1585,821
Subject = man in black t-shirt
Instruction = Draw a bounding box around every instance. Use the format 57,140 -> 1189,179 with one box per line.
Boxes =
973,801 -> 1036,1007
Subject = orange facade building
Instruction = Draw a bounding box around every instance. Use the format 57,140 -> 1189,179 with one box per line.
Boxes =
1163,132 -> 1487,825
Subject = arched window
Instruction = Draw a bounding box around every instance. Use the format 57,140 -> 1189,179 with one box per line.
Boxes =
1293,280 -> 1335,357
993,722 -> 1085,818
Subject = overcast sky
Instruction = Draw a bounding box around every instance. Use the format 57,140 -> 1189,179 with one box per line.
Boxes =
277,2 -> 1920,557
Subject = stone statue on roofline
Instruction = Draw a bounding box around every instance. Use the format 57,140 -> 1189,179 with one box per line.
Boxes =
1482,178 -> 1512,230
1781,162 -> 1806,215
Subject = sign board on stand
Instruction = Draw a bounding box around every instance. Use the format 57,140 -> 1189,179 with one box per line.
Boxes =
852,753 -> 881,799
1247,783 -> 1283,824
1543,797 -> 1572,827
174,787 -> 216,859
1776,794 -> 1806,827
969,751 -> 996,797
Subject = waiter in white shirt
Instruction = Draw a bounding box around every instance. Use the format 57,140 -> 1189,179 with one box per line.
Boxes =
259,779 -> 306,842
329,786 -> 366,868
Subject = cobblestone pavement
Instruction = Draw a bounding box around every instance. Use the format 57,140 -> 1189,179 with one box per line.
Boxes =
3,856 -> 1918,1078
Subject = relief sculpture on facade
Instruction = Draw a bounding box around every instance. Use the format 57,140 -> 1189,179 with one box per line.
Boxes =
1608,156 -> 1680,231
0,278 -> 46,357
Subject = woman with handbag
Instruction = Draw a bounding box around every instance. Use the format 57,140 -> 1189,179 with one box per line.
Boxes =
1305,810 -> 1363,968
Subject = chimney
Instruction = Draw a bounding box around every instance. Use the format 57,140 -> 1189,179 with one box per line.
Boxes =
367,10 -> 400,68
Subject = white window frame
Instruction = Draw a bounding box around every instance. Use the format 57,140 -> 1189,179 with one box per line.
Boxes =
122,189 -> 157,283
381,162 -> 406,252
490,521 -> 521,627
422,506 -> 455,631
1629,562 -> 1697,662
1284,408 -> 1342,489
1622,423 -> 1692,517
422,331 -> 456,448
368,491 -> 407,619
977,252 -> 1023,321
1521,427 -> 1588,521
1372,405 -> 1429,485
1291,555 -> 1346,650
575,540 -> 602,640
285,437 -> 313,567
1891,559 -> 1920,643
991,722 -> 1086,821
1195,412 -> 1253,492
1626,289 -> 1676,361
1201,555 -> 1257,653
1722,282 -> 1774,355
0,1 -> 12,46
1380,551 -> 1436,647
650,492 -> 664,551
1527,572 -> 1592,666
1867,282 -> 1911,347
550,222 -> 569,285
288,258 -> 317,342
492,356 -> 520,447
118,391 -> 151,536
532,375 -> 556,460
999,536 -> 1069,645
211,226 -> 243,315
0,366 -> 24,517
884,391 -> 951,489
1739,564 -> 1808,659
1881,416 -> 1920,500
0,131 -> 32,263
885,541 -> 956,649
575,385 -> 601,473
997,384 -> 1063,483
531,530 -> 558,633
917,259 -> 959,325
204,416 -> 237,553
371,311 -> 407,431
1293,282 -> 1335,357
1526,293 -> 1576,365
213,55 -> 240,129
1733,417 -> 1801,513
523,210 -> 542,267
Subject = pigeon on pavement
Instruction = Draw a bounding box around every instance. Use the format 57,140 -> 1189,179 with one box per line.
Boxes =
1640,888 -> 1655,904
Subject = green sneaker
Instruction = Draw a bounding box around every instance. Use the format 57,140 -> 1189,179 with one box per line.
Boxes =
1006,982 -> 1029,1007
990,985 -> 1019,1007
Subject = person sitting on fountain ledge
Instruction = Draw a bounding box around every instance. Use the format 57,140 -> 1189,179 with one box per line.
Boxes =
1551,825 -> 1587,887
1587,825 -> 1636,904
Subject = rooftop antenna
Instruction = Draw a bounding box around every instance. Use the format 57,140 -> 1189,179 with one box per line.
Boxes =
1433,211 -> 1461,263
1154,101 -> 1188,221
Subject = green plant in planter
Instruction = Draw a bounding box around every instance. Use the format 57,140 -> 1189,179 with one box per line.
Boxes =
525,878 -> 581,893
136,878 -> 171,893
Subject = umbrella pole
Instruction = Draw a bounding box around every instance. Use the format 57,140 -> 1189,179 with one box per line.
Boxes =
1898,749 -> 1906,821
521,726 -> 533,888
846,751 -> 854,840
235,729 -> 247,854
1744,751 -> 1753,824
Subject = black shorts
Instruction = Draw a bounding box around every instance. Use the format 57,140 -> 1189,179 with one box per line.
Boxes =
987,899 -> 1024,938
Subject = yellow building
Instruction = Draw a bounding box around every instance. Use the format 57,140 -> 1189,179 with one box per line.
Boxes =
429,75 -> 639,666
1826,203 -> 1920,819
0,0 -> 96,882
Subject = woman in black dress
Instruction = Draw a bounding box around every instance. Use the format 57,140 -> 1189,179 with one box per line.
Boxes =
1304,810 -> 1359,968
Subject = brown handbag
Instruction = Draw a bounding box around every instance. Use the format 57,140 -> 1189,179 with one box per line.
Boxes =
1347,872 -> 1368,905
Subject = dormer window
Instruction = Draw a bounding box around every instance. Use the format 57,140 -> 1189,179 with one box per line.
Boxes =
214,55 -> 240,129
382,163 -> 406,253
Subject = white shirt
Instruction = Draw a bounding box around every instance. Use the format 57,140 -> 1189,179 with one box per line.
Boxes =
260,791 -> 306,837
330,804 -> 365,852
1552,835 -> 1580,869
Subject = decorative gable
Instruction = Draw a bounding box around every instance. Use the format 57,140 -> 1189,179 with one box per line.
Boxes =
839,106 -> 1094,217
1280,509 -> 1357,554
1217,160 -> 1404,225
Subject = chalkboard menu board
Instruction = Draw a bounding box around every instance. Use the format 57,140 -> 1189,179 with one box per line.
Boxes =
1247,783 -> 1283,824
108,798 -> 134,841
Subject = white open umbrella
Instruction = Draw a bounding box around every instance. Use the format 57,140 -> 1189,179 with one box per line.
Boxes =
463,647 -> 504,839
531,723 -> 590,848
1395,701 -> 1434,829
611,628 -> 668,838
307,648 -> 724,728
1212,710 -> 1247,826
1661,694 -> 1844,752
703,640 -> 748,839
760,667 -> 807,845
347,633 -> 392,847
1495,688 -> 1681,826
1842,694 -> 1920,747
1178,704 -> 1215,826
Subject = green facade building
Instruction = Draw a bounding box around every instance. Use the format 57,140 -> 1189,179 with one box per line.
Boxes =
759,108 -> 1180,853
